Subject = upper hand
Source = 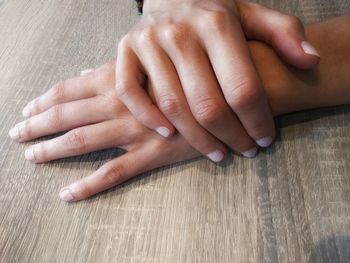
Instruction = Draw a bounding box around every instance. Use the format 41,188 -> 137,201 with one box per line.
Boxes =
115,0 -> 320,162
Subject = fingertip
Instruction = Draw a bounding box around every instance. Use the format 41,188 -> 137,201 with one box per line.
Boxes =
272,31 -> 321,69
207,150 -> 226,163
298,41 -> 321,69
24,148 -> 36,163
80,69 -> 95,76
155,125 -> 177,138
22,106 -> 31,118
59,188 -> 75,202
301,41 -> 320,58
256,136 -> 274,148
156,126 -> 171,138
9,126 -> 20,141
242,147 -> 258,158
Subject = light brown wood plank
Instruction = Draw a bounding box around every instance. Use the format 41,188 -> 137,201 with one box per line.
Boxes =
0,0 -> 349,262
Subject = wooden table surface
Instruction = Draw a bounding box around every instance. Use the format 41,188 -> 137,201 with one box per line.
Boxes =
0,0 -> 349,262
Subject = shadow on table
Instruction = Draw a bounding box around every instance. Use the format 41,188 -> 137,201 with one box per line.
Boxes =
278,104 -> 350,129
312,235 -> 350,263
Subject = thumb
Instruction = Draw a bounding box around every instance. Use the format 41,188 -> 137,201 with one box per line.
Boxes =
237,1 -> 320,70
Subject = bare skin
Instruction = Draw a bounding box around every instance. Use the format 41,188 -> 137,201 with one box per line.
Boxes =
9,16 -> 350,202
115,0 -> 320,161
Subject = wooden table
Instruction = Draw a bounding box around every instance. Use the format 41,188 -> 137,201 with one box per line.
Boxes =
0,0 -> 349,262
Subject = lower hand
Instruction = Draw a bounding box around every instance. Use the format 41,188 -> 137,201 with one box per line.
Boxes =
10,63 -> 198,202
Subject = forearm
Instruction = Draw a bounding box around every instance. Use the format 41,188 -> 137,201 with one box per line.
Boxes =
252,15 -> 350,116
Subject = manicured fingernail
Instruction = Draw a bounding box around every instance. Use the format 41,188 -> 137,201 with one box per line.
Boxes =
207,150 -> 225,163
256,136 -> 273,148
8,127 -> 20,140
156,126 -> 171,138
24,148 -> 36,162
59,188 -> 74,202
301,41 -> 320,57
22,106 -> 31,117
242,147 -> 258,158
80,69 -> 94,76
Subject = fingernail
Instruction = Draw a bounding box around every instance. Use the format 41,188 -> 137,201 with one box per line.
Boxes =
80,69 -> 94,76
8,127 -> 20,140
59,188 -> 74,202
242,147 -> 258,158
301,41 -> 320,57
156,126 -> 171,138
207,150 -> 225,163
22,106 -> 31,117
256,136 -> 273,148
24,148 -> 36,162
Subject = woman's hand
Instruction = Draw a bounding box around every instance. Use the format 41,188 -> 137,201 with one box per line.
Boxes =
10,15 -> 350,202
9,63 -> 199,202
115,0 -> 320,161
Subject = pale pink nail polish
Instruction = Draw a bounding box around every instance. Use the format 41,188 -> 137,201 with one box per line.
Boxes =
8,127 -> 20,140
59,189 -> 74,202
156,127 -> 171,138
301,41 -> 320,57
24,148 -> 36,162
207,150 -> 225,163
256,136 -> 273,148
242,147 -> 258,158
22,106 -> 31,117
80,69 -> 94,76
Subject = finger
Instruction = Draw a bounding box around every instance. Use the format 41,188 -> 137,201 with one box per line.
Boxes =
135,29 -> 227,162
80,69 -> 95,76
58,148 -> 156,202
116,35 -> 175,138
11,96 -> 110,142
23,120 -> 131,163
22,73 -> 101,118
197,11 -> 276,147
238,0 -> 320,69
159,30 -> 258,157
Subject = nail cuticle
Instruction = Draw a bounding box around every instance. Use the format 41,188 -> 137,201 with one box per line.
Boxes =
59,188 -> 74,202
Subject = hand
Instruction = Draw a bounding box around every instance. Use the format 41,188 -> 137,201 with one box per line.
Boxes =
115,0 -> 320,161
11,15 -> 350,202
10,63 -> 199,202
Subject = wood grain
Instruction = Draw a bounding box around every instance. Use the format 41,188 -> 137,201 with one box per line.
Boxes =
0,0 -> 349,262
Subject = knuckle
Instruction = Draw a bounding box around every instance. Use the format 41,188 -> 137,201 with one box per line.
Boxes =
284,15 -> 303,30
50,81 -> 66,102
138,26 -> 156,47
101,164 -> 125,184
158,94 -> 184,120
64,130 -> 87,154
163,24 -> 189,51
204,9 -> 229,33
227,79 -> 262,110
47,105 -> 63,130
99,92 -> 121,117
118,34 -> 130,52
95,68 -> 114,86
115,78 -> 131,99
194,98 -> 224,127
